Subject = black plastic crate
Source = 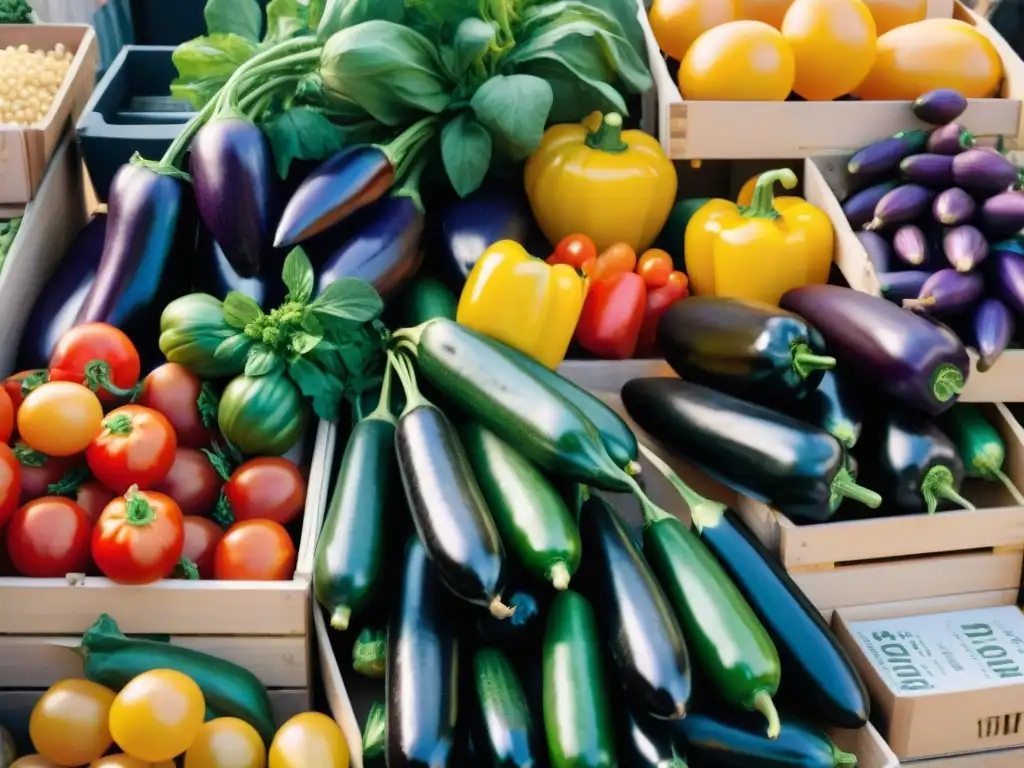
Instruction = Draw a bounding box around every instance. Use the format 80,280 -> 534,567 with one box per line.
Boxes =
129,0 -> 268,46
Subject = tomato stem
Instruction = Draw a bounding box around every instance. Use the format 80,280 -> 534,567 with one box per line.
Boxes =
102,413 -> 133,436
212,493 -> 234,529
202,445 -> 235,481
20,370 -> 47,397
47,467 -> 91,498
124,485 -> 156,527
83,359 -> 142,399
197,382 -> 220,429
179,557 -> 200,580
13,442 -> 47,467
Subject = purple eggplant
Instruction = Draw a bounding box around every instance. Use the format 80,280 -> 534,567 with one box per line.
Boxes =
275,145 -> 394,248
973,298 -> 1014,372
841,181 -> 899,229
943,225 -> 988,272
990,249 -> 1024,314
314,194 -> 425,302
847,130 -> 929,179
780,285 -> 970,415
193,228 -> 286,309
951,149 -> 1022,195
933,187 -> 976,226
190,117 -> 277,278
878,270 -> 933,304
927,123 -> 976,155
904,268 -> 984,313
892,225 -> 927,266
437,184 -> 533,284
900,154 -> 954,188
980,191 -> 1024,239
855,230 -> 892,273
864,184 -> 934,231
912,90 -> 968,125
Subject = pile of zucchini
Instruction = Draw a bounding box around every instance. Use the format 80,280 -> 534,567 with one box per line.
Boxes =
312,315 -> 874,768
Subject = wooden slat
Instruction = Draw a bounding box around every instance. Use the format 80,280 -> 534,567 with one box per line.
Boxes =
315,606 -> 365,768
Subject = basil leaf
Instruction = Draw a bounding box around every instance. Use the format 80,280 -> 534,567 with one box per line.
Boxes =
310,338 -> 346,377
318,0 -> 405,40
171,33 -> 259,109
453,17 -> 496,78
282,247 -> 316,303
244,344 -> 282,376
204,0 -> 263,42
312,278 -> 384,326
291,331 -> 323,355
511,42 -> 628,123
223,292 -> 263,329
585,0 -> 647,60
441,112 -> 493,198
288,357 -> 343,421
0,217 -> 21,270
261,107 -> 349,178
308,0 -> 327,29
471,74 -> 553,161
264,0 -> 309,45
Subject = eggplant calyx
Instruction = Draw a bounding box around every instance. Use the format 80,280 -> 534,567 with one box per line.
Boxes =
330,605 -> 352,631
753,690 -> 781,740
178,557 -> 200,580
930,363 -> 965,403
549,561 -> 571,590
129,152 -> 192,184
829,468 -> 882,509
960,130 -> 977,150
102,413 -> 133,436
790,342 -> 836,379
124,485 -> 156,526
922,466 -> 975,515
636,442 -> 726,530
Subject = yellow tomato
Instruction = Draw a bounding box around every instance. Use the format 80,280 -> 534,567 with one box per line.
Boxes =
649,0 -> 739,62
109,669 -> 206,762
268,713 -> 348,768
90,756 -> 151,768
855,18 -> 1002,100
17,381 -> 103,457
185,718 -> 267,768
781,0 -> 877,101
29,679 -> 115,766
680,21 -> 795,101
861,0 -> 927,35
739,0 -> 793,28
10,758 -> 61,768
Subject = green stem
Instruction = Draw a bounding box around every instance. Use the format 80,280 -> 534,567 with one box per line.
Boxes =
124,486 -> 156,526
83,360 -> 141,399
331,605 -> 352,631
489,0 -> 515,45
922,465 -> 975,515
754,691 -> 781,740
222,49 -> 321,109
178,558 -> 200,580
392,339 -> 420,360
584,113 -> 628,153
830,467 -> 882,509
365,355 -> 398,425
47,467 -> 91,498
637,443 -> 728,531
390,320 -> 434,348
790,343 -> 836,379
381,116 -> 440,172
391,353 -> 431,416
393,152 -> 431,213
160,95 -> 220,168
930,363 -> 965,404
835,748 -> 858,766
238,74 -> 302,117
740,169 -> 798,221
988,465 -> 1024,506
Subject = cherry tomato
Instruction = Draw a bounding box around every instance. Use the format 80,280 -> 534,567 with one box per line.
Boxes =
89,756 -> 152,768
0,387 -> 13,444
184,717 -> 266,768
269,713 -> 349,768
666,270 -> 690,292
180,516 -> 224,579
29,679 -> 115,766
5,369 -> 49,410
92,487 -> 185,585
591,242 -> 638,282
18,382 -> 104,457
224,457 -> 306,526
0,443 -> 21,528
49,322 -> 141,405
636,248 -> 675,288
548,233 -> 598,271
86,405 -> 177,494
69,479 -> 117,525
214,520 -> 296,581
109,669 -> 205,763
152,447 -> 221,517
13,444 -> 73,504
6,497 -> 91,577
137,363 -> 218,448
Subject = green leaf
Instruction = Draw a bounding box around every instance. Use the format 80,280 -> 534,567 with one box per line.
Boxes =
317,0 -> 405,40
223,292 -> 263,329
302,312 -> 325,337
204,0 -> 263,42
261,107 -> 348,179
312,278 -> 384,327
308,0 -> 327,29
0,217 -> 22,270
309,338 -> 345,377
291,331 -> 323,355
511,43 -> 628,123
288,357 -> 343,421
282,247 -> 315,303
264,0 -> 309,45
441,112 -> 492,198
471,74 -> 553,161
453,17 -> 495,78
245,344 -> 282,376
170,33 -> 259,109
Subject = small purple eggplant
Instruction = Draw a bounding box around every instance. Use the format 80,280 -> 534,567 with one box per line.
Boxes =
847,131 -> 929,179
900,154 -> 955,188
864,184 -> 934,231
842,181 -> 899,229
926,123 -> 976,155
980,191 -> 1024,239
951,149 -> 1022,196
943,225 -> 988,272
892,225 -> 928,266
973,298 -> 1014,372
904,268 -> 984,314
878,270 -> 933,304
855,230 -> 892,273
990,249 -> 1024,315
912,90 -> 968,126
933,188 -> 976,226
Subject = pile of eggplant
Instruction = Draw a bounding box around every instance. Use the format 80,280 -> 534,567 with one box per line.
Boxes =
841,88 -> 1024,371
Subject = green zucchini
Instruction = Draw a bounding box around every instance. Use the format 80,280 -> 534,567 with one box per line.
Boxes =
401,276 -> 458,326
362,700 -> 386,768
543,591 -> 617,768
352,626 -> 387,678
460,421 -> 582,589
473,647 -> 541,766
940,404 -> 1024,505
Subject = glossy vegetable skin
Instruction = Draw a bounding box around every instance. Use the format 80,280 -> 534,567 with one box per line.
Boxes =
679,21 -> 795,101
900,153 -> 954,187
864,184 -> 933,230
400,276 -> 458,326
222,457 -> 306,526
905,268 -> 984,314
943,225 -> 988,272
879,270 -> 933,303
472,648 -> 541,767
108,669 -> 204,762
953,149 -> 1022,195
214,519 -> 297,580
49,322 -> 141,404
6,496 -> 91,577
92,487 -> 184,584
980,192 -> 1024,239
28,678 -> 115,766
158,293 -> 251,379
136,363 -> 217,448
270,713 -> 350,768
576,271 -> 647,359
841,180 -> 899,228
436,184 -> 533,283
933,187 -> 976,225
17,381 -> 104,457
913,88 -> 968,124
973,299 -> 1014,371
856,230 -> 892,272
217,372 -> 309,456
846,131 -> 928,178
789,370 -> 865,449
193,230 -> 286,308
942,403 -> 1024,504
928,122 -> 975,154
617,708 -> 686,768
86,405 -> 177,494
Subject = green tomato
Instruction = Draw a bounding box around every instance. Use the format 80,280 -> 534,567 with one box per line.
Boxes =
219,372 -> 309,456
159,293 -> 252,378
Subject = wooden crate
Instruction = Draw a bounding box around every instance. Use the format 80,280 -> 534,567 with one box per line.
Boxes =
0,24 -> 98,210
642,0 -> 1024,159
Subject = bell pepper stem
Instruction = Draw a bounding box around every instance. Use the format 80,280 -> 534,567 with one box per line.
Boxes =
790,343 -> 836,379
331,605 -> 352,631
930,363 -> 964,403
754,691 -> 781,740
922,465 -> 975,515
584,112 -> 628,153
740,168 -> 798,221
637,443 -> 727,531
365,355 -> 397,425
830,468 -> 882,509
124,486 -> 155,526
549,561 -> 571,590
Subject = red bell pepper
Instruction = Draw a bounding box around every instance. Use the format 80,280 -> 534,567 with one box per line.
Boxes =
575,271 -> 647,359
636,271 -> 690,356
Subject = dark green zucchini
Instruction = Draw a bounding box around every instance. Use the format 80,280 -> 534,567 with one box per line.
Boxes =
362,700 -> 386,768
788,369 -> 865,451
400,276 -> 458,326
543,590 -> 617,768
617,707 -> 688,767
472,647 -> 541,767
461,421 -> 581,589
352,626 -> 387,679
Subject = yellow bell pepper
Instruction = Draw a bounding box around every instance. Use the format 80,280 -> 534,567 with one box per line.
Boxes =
524,112 -> 677,254
686,168 -> 833,306
456,240 -> 585,369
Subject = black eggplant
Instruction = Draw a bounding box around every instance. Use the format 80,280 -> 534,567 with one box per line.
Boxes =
657,297 -> 836,406
577,496 -> 691,720
617,707 -> 687,767
788,369 -> 864,450
856,407 -> 975,515
193,230 -> 285,308
386,538 -> 459,768
18,214 -> 106,369
622,378 -> 881,522
437,184 -> 533,284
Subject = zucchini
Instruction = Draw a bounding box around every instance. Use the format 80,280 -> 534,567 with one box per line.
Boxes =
472,647 -> 541,767
618,708 -> 687,768
362,700 -> 386,768
461,421 -> 582,589
400,276 -> 458,326
940,403 -> 1024,505
543,591 -> 617,768
352,626 -> 387,679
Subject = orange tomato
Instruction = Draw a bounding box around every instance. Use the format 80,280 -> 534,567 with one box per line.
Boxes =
592,243 -> 638,282
214,519 -> 297,581
269,713 -> 348,768
781,0 -> 877,101
29,679 -> 115,766
18,382 -> 103,457
11,758 -> 62,767
679,21 -> 795,101
861,0 -> 927,35
109,669 -> 206,762
90,756 -> 152,768
185,717 -> 266,768
636,249 -> 675,288
0,387 -> 13,443
739,0 -> 793,28
648,0 -> 739,62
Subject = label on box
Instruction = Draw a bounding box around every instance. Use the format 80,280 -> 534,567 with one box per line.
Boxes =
847,606 -> 1024,696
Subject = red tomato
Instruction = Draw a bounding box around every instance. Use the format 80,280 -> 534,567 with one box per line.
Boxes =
576,271 -> 648,360
591,243 -> 638,282
636,248 -> 675,288
6,497 -> 91,577
86,405 -> 177,494
136,363 -> 218,448
151,447 -> 221,517
180,516 -> 224,578
12,443 -> 71,504
214,520 -> 296,581
92,487 -> 184,584
547,234 -> 598,271
223,457 -> 306,526
0,444 -> 20,528
0,388 -> 13,444
49,323 -> 141,405
4,369 -> 49,411
637,271 -> 691,357
70,479 -> 117,525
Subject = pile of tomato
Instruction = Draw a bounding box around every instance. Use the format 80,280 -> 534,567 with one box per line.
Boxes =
0,323 -> 308,584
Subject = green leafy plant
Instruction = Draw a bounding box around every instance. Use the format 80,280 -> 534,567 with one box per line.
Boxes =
0,0 -> 33,24
0,218 -> 22,273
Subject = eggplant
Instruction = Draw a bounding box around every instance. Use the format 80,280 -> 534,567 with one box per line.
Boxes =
891,225 -> 927,266
386,538 -> 459,768
657,297 -> 836,406
980,191 -> 1024,239
900,153 -> 955,187
974,298 -> 1014,372
943,224 -> 988,272
617,707 -> 686,767
190,117 -> 277,278
904,268 -> 985,315
927,123 -> 976,155
856,407 -> 975,515
437,184 -> 533,284
841,180 -> 899,229
275,145 -> 393,247
952,149 -> 1022,195
878,270 -> 933,303
577,495 -> 691,720
864,184 -> 933,230
855,230 -> 892,272
788,369 -> 865,450
314,194 -> 425,303
933,187 -> 976,226
847,130 -> 928,179
913,89 -> 968,125
780,285 -> 970,415
621,378 -> 881,522
476,582 -> 547,649
17,214 -> 106,369
991,249 -> 1024,314
193,230 -> 285,308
